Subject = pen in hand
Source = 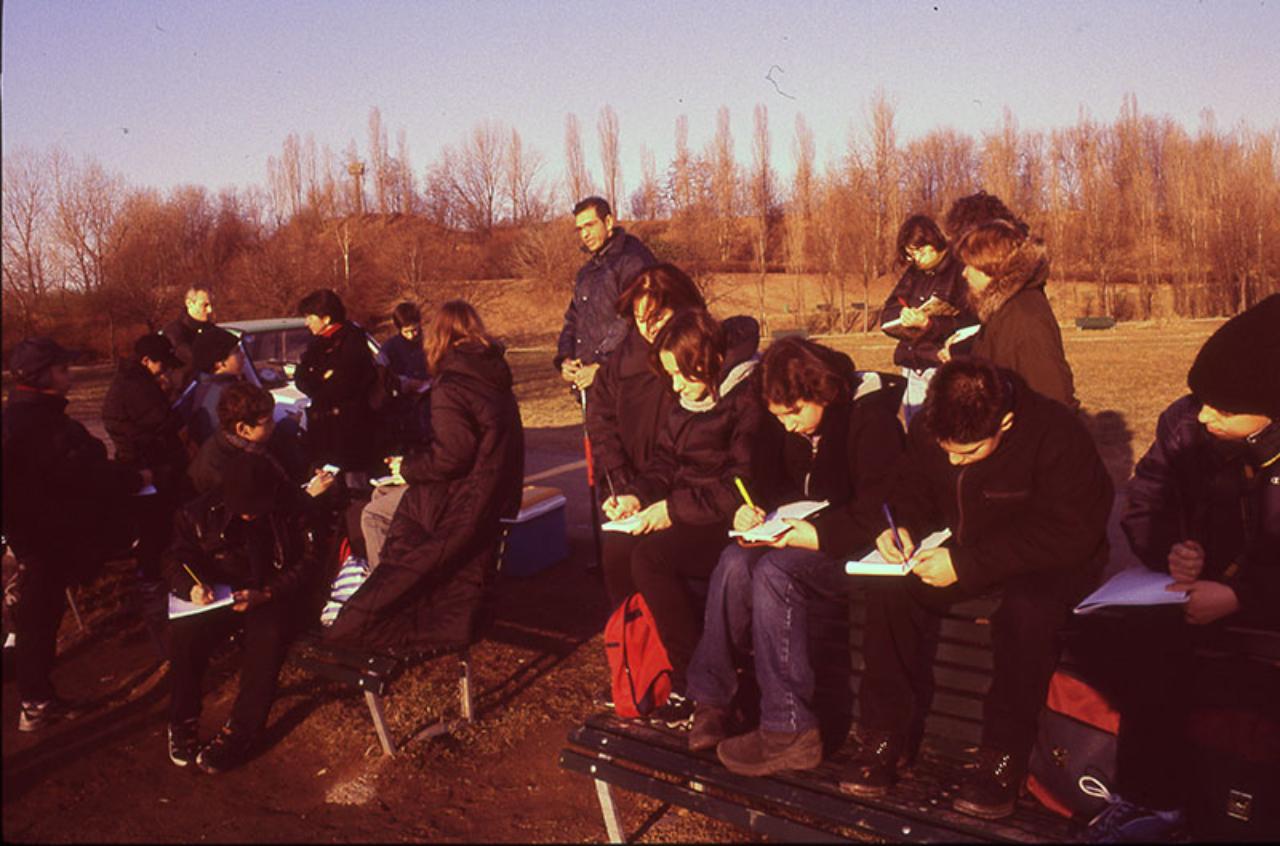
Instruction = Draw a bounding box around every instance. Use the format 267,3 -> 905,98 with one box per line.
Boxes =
183,563 -> 212,605
882,503 -> 908,561
734,476 -> 757,511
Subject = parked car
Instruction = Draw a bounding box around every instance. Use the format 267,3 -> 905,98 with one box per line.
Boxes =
219,317 -> 382,429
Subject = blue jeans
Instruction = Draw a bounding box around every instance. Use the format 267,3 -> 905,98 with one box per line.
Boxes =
687,544 -> 846,734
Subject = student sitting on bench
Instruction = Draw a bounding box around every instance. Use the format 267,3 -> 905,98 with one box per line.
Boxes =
1075,294 -> 1280,844
165,451 -> 317,773
685,337 -> 905,776
838,358 -> 1112,820
325,300 -> 524,653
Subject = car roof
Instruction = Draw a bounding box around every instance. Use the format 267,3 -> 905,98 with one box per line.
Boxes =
219,317 -> 309,335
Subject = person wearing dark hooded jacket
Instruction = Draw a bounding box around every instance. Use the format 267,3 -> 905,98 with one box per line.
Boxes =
295,288 -> 378,479
601,309 -> 764,727
586,263 -> 706,491
325,301 -> 524,652
942,219 -> 1078,410
1071,295 -> 1280,842
164,451 -> 317,774
835,359 -> 1111,821
687,337 -> 907,776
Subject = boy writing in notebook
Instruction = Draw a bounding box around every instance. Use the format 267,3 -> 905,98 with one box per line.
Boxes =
838,358 -> 1112,820
165,451 -> 316,773
1074,295 -> 1280,843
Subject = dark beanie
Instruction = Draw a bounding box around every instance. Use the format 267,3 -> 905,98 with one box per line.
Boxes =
1187,294 -> 1280,419
191,327 -> 240,374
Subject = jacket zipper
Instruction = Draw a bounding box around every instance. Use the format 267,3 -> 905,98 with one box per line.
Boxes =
803,435 -> 819,498
955,465 -> 968,544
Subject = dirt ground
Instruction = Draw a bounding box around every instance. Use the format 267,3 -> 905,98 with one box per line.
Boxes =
2,320 -> 1221,843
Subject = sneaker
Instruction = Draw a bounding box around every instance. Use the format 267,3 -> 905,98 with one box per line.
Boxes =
592,685 -> 615,710
717,727 -> 822,777
953,746 -> 1024,820
196,724 -> 253,774
838,729 -> 903,797
18,697 -> 83,733
648,690 -> 695,730
1081,777 -> 1188,843
168,718 -> 201,768
688,704 -> 730,753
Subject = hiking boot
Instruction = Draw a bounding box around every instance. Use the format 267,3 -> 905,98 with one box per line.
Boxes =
196,723 -> 254,774
168,718 -> 201,768
648,690 -> 695,730
688,704 -> 730,753
838,729 -> 903,797
953,746 -> 1024,820
18,697 -> 83,733
717,727 -> 822,777
592,685 -> 615,710
1081,777 -> 1188,843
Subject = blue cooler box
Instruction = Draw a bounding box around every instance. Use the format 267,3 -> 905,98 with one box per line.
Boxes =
500,485 -> 568,577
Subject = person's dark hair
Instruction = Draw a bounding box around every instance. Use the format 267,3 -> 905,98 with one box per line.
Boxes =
297,288 -> 346,323
920,359 -> 1013,443
758,337 -> 849,409
651,309 -> 725,397
424,299 -> 499,375
391,301 -> 422,329
616,263 -> 705,320
572,195 -> 612,220
217,382 -> 275,434
896,214 -> 947,263
955,220 -> 1027,277
943,191 -> 1030,240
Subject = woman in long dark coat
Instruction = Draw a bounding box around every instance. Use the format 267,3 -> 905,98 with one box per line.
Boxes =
295,288 -> 378,478
325,300 -> 524,651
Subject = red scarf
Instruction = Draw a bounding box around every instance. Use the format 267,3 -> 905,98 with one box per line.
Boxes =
318,322 -> 343,338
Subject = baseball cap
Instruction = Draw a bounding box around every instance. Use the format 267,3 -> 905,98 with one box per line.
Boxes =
134,333 -> 184,369
8,337 -> 83,385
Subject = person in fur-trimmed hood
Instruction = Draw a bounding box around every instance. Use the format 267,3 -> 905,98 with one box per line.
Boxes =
943,220 -> 1078,410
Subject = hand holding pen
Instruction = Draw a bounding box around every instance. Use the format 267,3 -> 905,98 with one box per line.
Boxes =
184,564 -> 213,605
877,503 -> 916,564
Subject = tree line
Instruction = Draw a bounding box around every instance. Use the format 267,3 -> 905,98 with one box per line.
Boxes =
4,93 -> 1277,356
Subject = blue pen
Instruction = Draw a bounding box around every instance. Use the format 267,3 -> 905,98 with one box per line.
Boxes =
882,502 -> 907,559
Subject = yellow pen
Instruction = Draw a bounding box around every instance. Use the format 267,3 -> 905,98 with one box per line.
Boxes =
734,476 -> 757,511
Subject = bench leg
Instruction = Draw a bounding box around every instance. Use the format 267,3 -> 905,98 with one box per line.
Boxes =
364,690 -> 398,757
459,653 -> 473,723
594,778 -> 625,843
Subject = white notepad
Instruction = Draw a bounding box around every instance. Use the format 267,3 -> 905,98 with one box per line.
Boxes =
1073,567 -> 1188,615
846,529 -> 952,576
729,500 -> 829,543
168,584 -> 235,619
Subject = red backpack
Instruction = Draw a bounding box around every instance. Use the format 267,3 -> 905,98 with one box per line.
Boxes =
1027,669 -> 1121,819
603,594 -> 673,718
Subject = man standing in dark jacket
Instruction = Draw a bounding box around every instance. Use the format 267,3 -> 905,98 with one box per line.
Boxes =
102,332 -> 188,653
162,285 -> 215,393
837,359 -> 1112,820
555,196 -> 656,392
164,451 -> 315,773
1077,295 -> 1280,843
3,338 -> 147,731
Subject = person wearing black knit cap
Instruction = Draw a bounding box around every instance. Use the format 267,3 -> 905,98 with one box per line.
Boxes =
1077,294 -> 1280,843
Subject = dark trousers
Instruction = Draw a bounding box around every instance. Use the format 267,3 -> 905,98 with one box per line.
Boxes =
601,522 -> 730,690
859,568 -> 1078,761
169,600 -> 292,736
14,556 -> 70,703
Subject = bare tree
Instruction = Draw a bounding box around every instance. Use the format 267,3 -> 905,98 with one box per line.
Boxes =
629,144 -> 664,221
442,120 -> 507,234
564,113 -> 592,205
709,106 -> 738,261
2,147 -> 54,333
749,103 -> 775,335
597,105 -> 622,214
506,127 -> 547,224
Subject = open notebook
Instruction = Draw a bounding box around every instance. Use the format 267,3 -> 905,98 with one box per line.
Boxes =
846,529 -> 952,576
168,584 -> 235,619
729,500 -> 829,543
1073,567 -> 1188,615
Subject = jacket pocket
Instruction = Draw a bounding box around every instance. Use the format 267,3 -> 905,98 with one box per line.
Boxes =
982,488 -> 1030,502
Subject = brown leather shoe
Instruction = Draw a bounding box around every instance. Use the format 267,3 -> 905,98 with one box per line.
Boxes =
717,727 -> 822,777
952,747 -> 1024,820
688,705 -> 729,753
838,729 -> 903,797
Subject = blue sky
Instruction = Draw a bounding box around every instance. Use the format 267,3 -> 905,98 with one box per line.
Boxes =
4,0 -> 1278,201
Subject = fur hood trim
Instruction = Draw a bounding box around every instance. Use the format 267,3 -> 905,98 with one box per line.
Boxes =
970,237 -> 1050,323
